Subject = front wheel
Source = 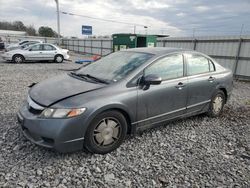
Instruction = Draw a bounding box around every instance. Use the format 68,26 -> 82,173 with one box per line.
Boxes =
13,54 -> 24,63
84,111 -> 128,154
54,54 -> 64,63
206,90 -> 225,117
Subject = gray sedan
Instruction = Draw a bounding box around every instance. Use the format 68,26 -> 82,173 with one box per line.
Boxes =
17,47 -> 233,154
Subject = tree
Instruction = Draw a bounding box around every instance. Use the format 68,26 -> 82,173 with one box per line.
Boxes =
38,26 -> 56,37
26,25 -> 37,36
0,21 -> 61,37
12,21 -> 26,31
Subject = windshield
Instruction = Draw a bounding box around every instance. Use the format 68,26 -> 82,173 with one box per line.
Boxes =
76,51 -> 153,82
23,45 -> 31,50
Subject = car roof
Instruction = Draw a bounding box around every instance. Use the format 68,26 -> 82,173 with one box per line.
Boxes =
125,47 -> 188,56
42,43 -> 58,47
20,39 -> 41,42
30,43 -> 56,46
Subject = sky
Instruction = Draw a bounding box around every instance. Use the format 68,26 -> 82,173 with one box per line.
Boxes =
0,0 -> 250,38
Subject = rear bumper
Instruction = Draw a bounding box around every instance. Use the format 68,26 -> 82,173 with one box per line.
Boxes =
64,54 -> 70,60
17,103 -> 86,153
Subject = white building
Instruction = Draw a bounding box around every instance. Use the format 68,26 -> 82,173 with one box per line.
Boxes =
0,30 -> 26,36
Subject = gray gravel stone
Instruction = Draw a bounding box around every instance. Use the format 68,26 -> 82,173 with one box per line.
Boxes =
36,169 -> 42,176
104,173 -> 115,182
0,55 -> 249,187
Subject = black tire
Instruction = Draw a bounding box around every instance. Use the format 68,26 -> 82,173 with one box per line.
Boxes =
84,110 -> 128,154
206,90 -> 225,117
54,54 -> 64,63
12,54 -> 24,63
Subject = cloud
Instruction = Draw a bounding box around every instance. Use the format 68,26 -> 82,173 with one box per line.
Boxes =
194,6 -> 210,12
129,0 -> 171,10
0,0 -> 250,37
176,12 -> 186,17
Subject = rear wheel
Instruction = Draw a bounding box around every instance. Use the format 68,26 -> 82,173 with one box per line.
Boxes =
207,90 -> 225,117
54,54 -> 64,63
84,111 -> 127,154
13,54 -> 24,63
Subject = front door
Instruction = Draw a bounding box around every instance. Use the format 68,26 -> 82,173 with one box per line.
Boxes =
25,44 -> 43,61
136,53 -> 188,129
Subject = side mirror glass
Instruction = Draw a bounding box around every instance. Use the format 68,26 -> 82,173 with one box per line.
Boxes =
143,74 -> 162,85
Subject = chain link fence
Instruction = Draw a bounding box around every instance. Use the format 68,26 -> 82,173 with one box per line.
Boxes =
0,34 -> 249,79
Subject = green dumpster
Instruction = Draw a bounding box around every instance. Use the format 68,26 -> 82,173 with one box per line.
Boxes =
112,33 -> 158,52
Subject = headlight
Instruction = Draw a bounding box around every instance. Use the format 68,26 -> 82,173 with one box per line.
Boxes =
41,108 -> 86,118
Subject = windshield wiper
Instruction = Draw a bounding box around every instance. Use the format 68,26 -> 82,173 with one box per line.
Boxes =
70,72 -> 87,80
84,74 -> 110,84
70,72 -> 109,84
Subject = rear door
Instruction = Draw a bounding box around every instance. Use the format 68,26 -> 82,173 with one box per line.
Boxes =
136,53 -> 188,128
41,44 -> 57,60
185,53 -> 217,113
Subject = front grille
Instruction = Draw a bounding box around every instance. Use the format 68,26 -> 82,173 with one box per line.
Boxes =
42,137 -> 54,144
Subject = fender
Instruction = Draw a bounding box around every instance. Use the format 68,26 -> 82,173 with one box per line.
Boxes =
82,102 -> 135,134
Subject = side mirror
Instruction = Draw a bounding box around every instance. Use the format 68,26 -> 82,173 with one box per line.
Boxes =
29,49 -> 32,51
143,74 -> 162,85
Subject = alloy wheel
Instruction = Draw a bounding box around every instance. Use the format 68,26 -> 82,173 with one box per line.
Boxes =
15,56 -> 23,63
56,56 -> 63,63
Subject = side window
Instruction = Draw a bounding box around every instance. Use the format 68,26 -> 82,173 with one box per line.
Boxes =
209,60 -> 215,72
19,41 -> 28,45
30,44 -> 42,51
186,54 -> 210,75
43,44 -> 56,51
145,54 -> 184,80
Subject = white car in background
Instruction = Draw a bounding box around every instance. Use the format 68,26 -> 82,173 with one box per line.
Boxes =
5,40 -> 43,51
6,41 -> 42,51
2,43 -> 70,63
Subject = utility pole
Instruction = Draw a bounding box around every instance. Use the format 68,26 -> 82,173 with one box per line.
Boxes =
239,23 -> 244,37
144,26 -> 148,35
55,0 -> 61,45
192,28 -> 196,38
134,25 -> 136,34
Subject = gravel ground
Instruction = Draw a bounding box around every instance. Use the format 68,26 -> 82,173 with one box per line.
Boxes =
0,54 -> 249,187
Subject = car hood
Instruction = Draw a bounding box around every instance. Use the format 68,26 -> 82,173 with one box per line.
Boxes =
29,74 -> 106,107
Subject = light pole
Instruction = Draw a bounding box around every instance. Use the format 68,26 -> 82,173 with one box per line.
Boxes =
144,26 -> 148,34
55,0 -> 61,45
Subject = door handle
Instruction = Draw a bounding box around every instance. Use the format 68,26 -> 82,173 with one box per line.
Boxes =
175,82 -> 185,90
39,52 -> 42,54
208,76 -> 215,82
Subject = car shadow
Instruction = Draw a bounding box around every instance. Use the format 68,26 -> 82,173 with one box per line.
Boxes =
135,113 -> 208,137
